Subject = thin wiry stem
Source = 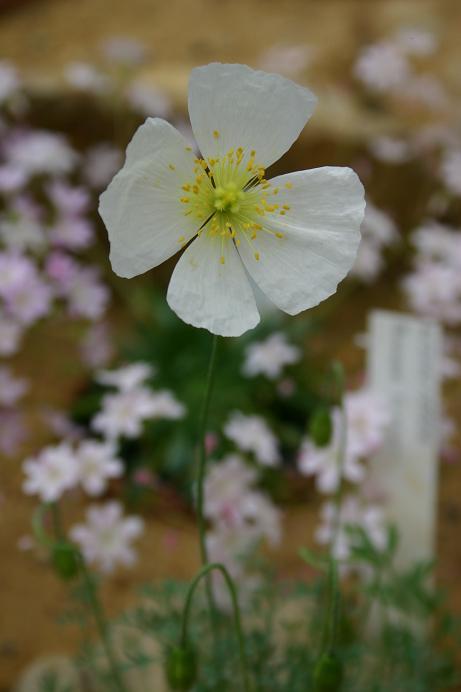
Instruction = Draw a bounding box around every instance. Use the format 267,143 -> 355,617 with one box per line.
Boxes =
195,333 -> 219,568
180,562 -> 252,692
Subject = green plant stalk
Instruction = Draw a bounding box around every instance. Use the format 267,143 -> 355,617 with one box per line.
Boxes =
196,333 -> 219,566
322,364 -> 347,655
180,562 -> 252,692
32,503 -> 127,692
194,333 -> 219,621
78,557 -> 129,692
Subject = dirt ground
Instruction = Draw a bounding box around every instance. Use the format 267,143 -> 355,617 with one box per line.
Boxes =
1,0 -> 461,689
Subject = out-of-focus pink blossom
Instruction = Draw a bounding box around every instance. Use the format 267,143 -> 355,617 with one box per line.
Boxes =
126,82 -> 171,118
0,61 -> 20,103
22,442 -> 79,502
3,130 -> 78,178
403,262 -> 461,325
101,36 -> 148,66
0,366 -> 28,406
80,323 -> 114,369
440,150 -> 461,196
354,42 -> 411,92
224,412 -> 280,466
47,181 -> 90,216
96,362 -> 154,391
0,408 -> 27,456
258,44 -> 312,78
369,136 -> 412,164
83,144 -> 123,188
70,501 -> 144,573
64,62 -> 111,93
49,216 -> 94,250
243,332 -> 301,379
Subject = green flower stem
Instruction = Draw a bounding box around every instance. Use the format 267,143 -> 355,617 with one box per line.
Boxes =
32,504 -> 127,692
195,333 -> 219,620
78,557 -> 128,692
322,363 -> 346,656
180,562 -> 252,692
196,333 -> 219,566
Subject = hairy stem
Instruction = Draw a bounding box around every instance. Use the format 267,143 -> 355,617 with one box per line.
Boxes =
79,557 -> 128,692
180,562 -> 251,692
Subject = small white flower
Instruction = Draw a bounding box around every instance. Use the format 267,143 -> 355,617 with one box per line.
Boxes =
315,495 -> 387,573
298,409 -> 366,493
99,63 -> 364,337
224,411 -> 280,466
101,36 -> 147,66
0,314 -> 22,356
411,221 -> 461,268
83,144 -> 123,188
4,130 -> 78,178
345,389 -> 390,459
369,136 -> 412,164
205,454 -> 257,523
70,501 -> 144,573
350,237 -> 384,283
258,44 -> 312,78
23,443 -> 79,502
145,390 -> 186,419
440,150 -> 461,196
96,362 -> 154,391
243,331 -> 301,379
402,262 -> 461,325
361,203 -> 397,247
76,440 -> 123,496
0,61 -> 20,103
354,42 -> 411,92
64,62 -> 111,93
92,386 -> 184,439
0,366 -> 28,406
126,81 -> 171,118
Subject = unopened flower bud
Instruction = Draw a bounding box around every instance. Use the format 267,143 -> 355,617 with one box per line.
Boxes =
309,407 -> 333,447
165,644 -> 197,691
313,651 -> 343,692
51,541 -> 80,581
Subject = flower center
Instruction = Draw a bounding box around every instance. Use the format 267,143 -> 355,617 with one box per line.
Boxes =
173,138 -> 293,264
213,181 -> 244,213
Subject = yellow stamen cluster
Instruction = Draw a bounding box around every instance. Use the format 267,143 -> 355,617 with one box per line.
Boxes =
174,138 -> 292,264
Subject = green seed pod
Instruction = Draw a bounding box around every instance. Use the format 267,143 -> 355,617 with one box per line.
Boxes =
313,652 -> 343,692
165,644 -> 197,691
51,541 -> 80,581
308,407 -> 333,447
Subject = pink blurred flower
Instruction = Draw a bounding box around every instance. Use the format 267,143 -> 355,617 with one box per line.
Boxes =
0,366 -> 28,406
47,181 -> 90,216
4,130 -> 78,178
70,501 -> 144,573
23,442 -> 79,502
224,412 -> 280,466
354,42 -> 411,92
80,323 -> 114,369
0,408 -> 27,456
83,144 -> 123,188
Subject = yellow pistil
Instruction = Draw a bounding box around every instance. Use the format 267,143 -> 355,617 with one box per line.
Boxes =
177,138 -> 293,263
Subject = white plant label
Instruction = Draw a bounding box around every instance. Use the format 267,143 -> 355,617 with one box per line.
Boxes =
366,310 -> 442,567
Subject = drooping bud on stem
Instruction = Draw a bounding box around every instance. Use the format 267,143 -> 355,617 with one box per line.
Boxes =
51,540 -> 80,581
313,651 -> 343,692
165,644 -> 197,691
308,407 -> 333,447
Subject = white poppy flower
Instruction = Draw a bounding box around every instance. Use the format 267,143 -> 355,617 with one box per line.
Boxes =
99,63 -> 365,336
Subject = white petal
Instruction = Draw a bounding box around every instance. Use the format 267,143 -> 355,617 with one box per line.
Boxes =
188,63 -> 317,168
99,118 -> 200,279
167,232 -> 259,336
238,167 -> 365,315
